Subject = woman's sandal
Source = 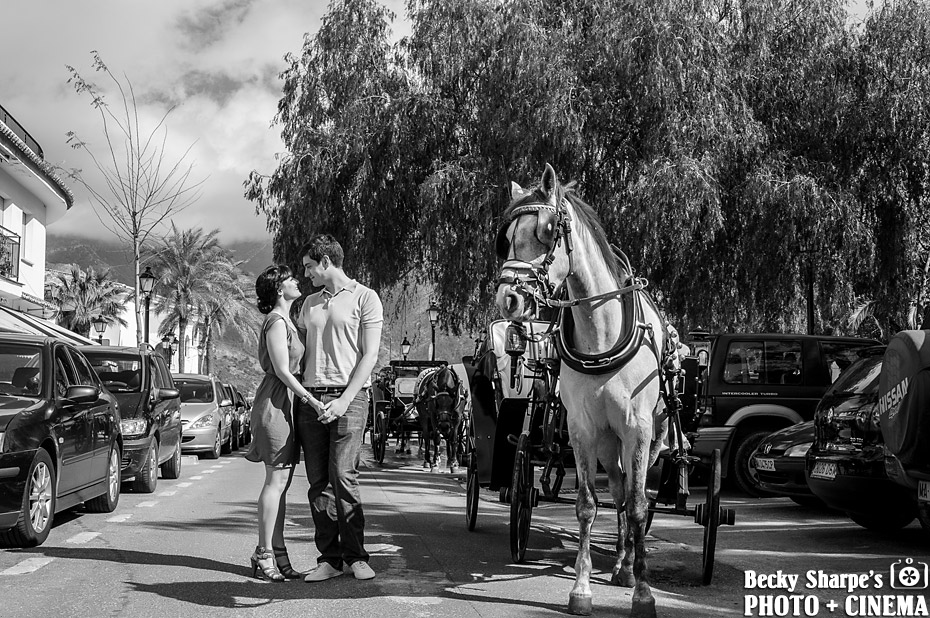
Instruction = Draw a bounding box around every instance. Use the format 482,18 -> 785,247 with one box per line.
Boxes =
251,546 -> 285,581
273,546 -> 303,579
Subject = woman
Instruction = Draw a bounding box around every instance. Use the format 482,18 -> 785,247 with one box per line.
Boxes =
245,265 -> 323,580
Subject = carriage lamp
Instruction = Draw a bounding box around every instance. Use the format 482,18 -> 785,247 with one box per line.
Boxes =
504,321 -> 527,357
401,336 -> 411,360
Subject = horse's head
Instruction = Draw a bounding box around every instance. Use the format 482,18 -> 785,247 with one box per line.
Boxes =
428,365 -> 461,436
495,163 -> 574,321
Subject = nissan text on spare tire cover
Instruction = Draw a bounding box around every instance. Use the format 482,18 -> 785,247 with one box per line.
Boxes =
879,330 -> 930,472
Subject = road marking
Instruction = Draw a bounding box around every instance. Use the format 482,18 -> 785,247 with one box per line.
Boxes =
177,482 -> 192,487
189,476 -> 203,480
65,532 -> 100,544
107,514 -> 133,522
158,491 -> 176,497
1,558 -> 54,575
136,501 -> 158,508
210,465 -> 223,469
202,469 -> 216,474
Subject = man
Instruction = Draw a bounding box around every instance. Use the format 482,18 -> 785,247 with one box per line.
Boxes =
294,234 -> 383,582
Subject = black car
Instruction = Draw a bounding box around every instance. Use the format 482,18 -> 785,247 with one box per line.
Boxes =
751,420 -> 821,505
0,334 -> 122,547
804,347 -> 917,530
686,332 -> 879,496
232,385 -> 251,445
80,345 -> 182,493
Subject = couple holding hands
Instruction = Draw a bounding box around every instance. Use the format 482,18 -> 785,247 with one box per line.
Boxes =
245,234 -> 382,583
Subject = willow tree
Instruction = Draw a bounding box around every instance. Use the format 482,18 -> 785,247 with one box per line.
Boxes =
248,0 -> 928,337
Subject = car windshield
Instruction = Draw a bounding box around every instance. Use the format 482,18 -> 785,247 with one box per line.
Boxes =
829,354 -> 882,396
83,351 -> 143,393
0,343 -> 44,398
175,379 -> 215,403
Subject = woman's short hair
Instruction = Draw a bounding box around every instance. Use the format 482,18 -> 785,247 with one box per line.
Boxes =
255,264 -> 292,314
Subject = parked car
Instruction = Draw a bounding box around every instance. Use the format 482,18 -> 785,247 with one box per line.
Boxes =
803,346 -> 917,530
80,344 -> 182,493
173,373 -> 232,459
750,420 -> 822,505
221,381 -> 247,451
0,334 -> 121,547
685,332 -> 880,496
232,385 -> 251,445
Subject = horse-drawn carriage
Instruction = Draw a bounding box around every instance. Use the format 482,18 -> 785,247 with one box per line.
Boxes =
369,359 -> 468,470
464,163 -> 735,615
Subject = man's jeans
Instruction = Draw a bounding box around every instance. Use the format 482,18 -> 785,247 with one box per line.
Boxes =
295,389 -> 369,568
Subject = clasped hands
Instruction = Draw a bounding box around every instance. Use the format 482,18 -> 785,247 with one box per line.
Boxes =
316,396 -> 349,425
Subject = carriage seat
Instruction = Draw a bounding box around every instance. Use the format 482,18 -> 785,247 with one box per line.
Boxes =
487,320 -> 555,400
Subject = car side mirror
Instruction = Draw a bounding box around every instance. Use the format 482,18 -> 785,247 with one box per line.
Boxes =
65,385 -> 99,404
156,387 -> 180,401
220,398 -> 232,407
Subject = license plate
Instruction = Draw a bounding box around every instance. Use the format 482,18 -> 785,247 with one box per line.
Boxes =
919,481 -> 930,503
810,461 -> 837,480
755,457 -> 776,472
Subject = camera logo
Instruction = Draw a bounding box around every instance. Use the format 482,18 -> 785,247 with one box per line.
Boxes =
890,558 -> 929,590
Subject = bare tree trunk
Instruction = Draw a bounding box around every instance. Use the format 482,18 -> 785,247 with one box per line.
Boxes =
134,237 -> 143,346
178,317 -> 187,373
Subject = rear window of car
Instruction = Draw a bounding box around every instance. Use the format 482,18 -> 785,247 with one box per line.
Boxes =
83,351 -> 143,393
174,379 -> 215,403
829,354 -> 882,396
0,343 -> 43,398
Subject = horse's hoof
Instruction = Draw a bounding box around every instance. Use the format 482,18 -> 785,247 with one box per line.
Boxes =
631,597 -> 657,618
568,593 -> 593,616
611,568 -> 635,588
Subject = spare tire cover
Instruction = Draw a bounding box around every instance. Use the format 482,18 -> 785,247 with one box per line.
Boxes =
879,330 -> 930,467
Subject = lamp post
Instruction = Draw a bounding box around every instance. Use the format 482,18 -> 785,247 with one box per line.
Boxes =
197,340 -> 205,374
427,302 -> 440,361
92,316 -> 107,344
401,335 -> 411,361
139,266 -> 157,344
162,334 -> 176,370
170,338 -> 179,370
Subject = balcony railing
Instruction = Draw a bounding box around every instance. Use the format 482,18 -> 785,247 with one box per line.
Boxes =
0,103 -> 44,159
0,226 -> 21,281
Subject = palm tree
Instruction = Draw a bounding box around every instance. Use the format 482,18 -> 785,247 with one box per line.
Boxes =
197,272 -> 260,373
51,265 -> 127,337
146,225 -> 238,372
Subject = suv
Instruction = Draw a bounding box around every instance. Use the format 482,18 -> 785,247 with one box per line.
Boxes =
173,373 -> 233,459
686,333 -> 879,496
81,345 -> 182,493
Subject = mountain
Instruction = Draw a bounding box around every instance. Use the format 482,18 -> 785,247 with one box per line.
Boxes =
46,233 -> 274,286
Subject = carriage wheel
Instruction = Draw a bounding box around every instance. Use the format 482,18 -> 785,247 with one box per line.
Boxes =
373,410 -> 388,464
701,448 -> 722,585
466,451 -> 479,531
510,433 -> 533,563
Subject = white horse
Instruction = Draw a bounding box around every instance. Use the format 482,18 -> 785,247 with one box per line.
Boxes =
495,164 -> 668,617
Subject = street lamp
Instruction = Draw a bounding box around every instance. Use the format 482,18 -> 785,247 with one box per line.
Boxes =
138,266 -> 157,344
162,334 -> 176,369
401,335 -> 411,361
427,302 -> 440,361
92,316 -> 107,344
197,340 -> 206,373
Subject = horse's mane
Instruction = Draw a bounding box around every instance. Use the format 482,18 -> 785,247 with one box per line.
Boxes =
504,182 -> 625,287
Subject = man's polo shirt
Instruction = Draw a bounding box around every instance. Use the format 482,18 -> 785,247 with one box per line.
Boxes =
298,280 -> 383,388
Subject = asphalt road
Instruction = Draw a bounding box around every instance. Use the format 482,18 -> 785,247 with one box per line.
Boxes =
1,444 -> 927,618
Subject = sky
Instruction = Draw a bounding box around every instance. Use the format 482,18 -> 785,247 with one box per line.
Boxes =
0,0 -> 408,243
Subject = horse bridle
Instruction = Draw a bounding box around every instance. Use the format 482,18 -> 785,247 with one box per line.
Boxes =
496,195 -> 575,313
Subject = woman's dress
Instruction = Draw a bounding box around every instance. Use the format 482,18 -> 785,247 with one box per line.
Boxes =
245,312 -> 304,466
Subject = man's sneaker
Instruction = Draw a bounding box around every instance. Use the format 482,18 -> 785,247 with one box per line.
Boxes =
303,562 -> 343,582
347,561 -> 376,580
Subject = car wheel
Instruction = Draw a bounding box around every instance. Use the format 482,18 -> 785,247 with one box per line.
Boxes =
132,443 -> 158,493
848,508 -> 916,532
160,441 -> 182,479
230,422 -> 239,451
204,428 -> 221,460
0,449 -> 56,548
86,444 -> 121,513
731,431 -> 772,497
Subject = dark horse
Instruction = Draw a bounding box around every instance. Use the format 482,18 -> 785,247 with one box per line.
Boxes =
415,365 -> 464,473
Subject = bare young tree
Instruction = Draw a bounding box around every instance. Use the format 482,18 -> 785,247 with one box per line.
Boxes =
63,51 -> 205,345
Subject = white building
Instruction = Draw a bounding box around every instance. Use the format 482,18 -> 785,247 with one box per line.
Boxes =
0,104 -> 72,319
